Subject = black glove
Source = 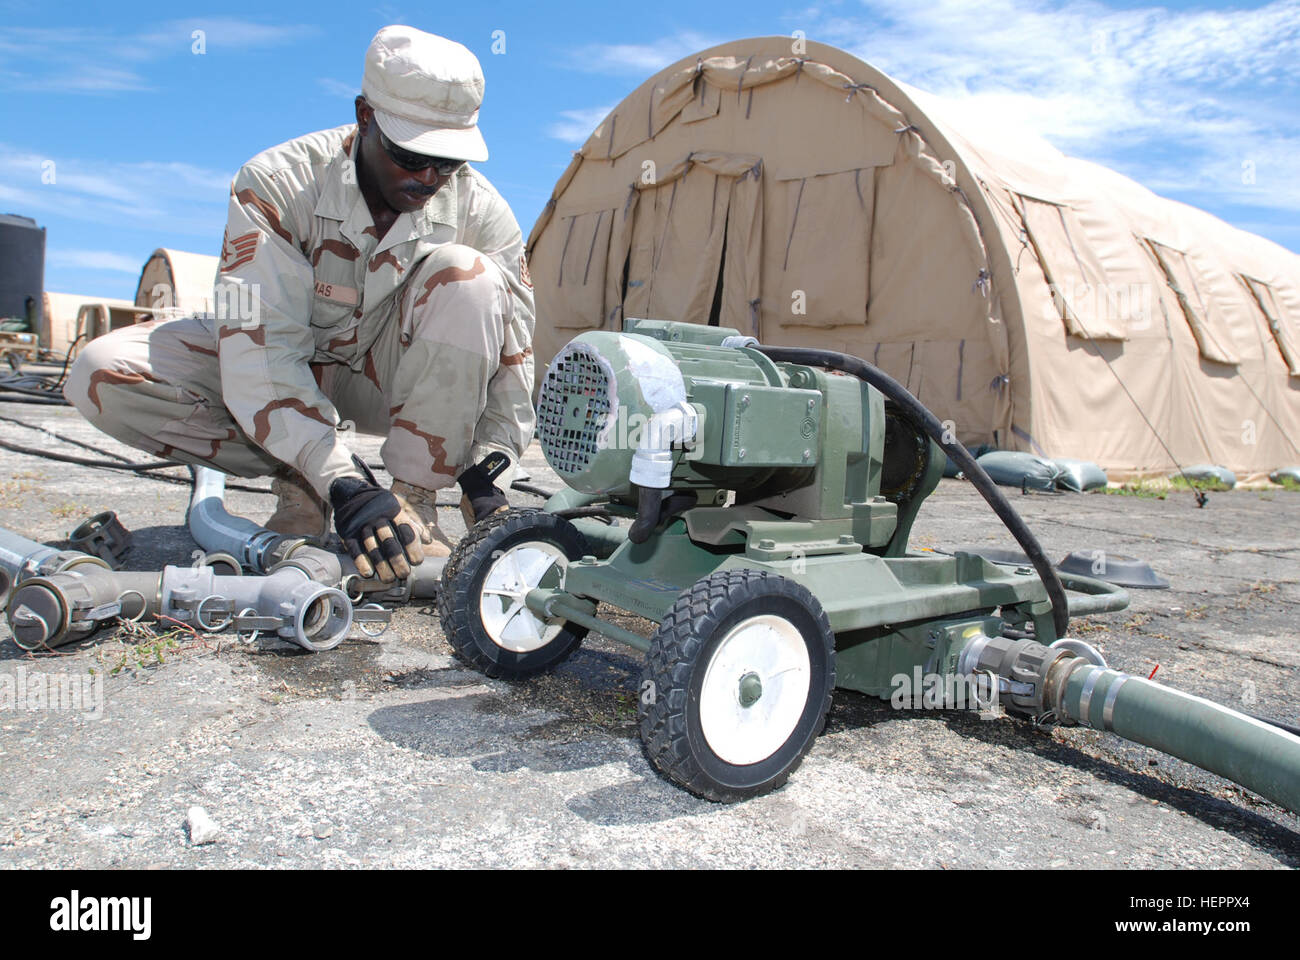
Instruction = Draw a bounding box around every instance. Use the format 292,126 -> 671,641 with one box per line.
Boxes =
329,471 -> 424,583
458,452 -> 510,526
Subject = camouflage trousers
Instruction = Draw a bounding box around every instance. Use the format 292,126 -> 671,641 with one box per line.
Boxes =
65,244 -> 531,496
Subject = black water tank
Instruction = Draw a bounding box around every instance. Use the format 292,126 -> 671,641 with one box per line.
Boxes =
0,213 -> 46,327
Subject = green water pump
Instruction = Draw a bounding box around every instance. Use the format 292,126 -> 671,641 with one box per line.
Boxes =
439,318 -> 1300,808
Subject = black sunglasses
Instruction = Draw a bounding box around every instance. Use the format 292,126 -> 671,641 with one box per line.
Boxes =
378,131 -> 464,175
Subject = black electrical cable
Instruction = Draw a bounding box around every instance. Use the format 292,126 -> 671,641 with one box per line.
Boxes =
0,381 -> 68,400
0,393 -> 67,406
0,413 -> 138,463
50,332 -> 86,391
1248,713 -> 1300,738
0,435 -> 271,493
551,507 -> 618,524
0,339 -> 83,406
511,480 -> 558,500
1000,627 -> 1035,640
0,436 -> 183,471
0,378 -> 53,392
757,345 -> 1071,638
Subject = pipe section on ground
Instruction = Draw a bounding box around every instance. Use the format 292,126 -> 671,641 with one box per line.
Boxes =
8,567 -> 158,650
960,632 -> 1300,815
189,466 -> 443,598
158,565 -> 353,651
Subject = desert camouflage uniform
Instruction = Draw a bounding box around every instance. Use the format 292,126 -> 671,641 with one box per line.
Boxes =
67,124 -> 535,498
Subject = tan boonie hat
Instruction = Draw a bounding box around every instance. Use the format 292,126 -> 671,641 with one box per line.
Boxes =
362,25 -> 489,162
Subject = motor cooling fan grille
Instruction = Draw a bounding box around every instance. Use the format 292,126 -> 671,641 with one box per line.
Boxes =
537,344 -> 614,477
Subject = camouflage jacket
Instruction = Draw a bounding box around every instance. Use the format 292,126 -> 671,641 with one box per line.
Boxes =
210,124 -> 535,497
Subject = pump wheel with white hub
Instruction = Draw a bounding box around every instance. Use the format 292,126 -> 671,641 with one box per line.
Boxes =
639,569 -> 835,802
439,510 -> 592,679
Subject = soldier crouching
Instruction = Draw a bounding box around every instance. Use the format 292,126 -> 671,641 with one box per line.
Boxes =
67,25 -> 533,583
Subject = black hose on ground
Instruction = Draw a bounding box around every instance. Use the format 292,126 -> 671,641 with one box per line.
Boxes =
0,393 -> 68,405
551,507 -> 617,523
511,480 -> 557,500
0,437 -> 178,471
0,435 -> 271,493
757,345 -> 1071,639
1248,712 -> 1300,738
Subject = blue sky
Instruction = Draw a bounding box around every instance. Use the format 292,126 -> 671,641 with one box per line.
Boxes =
2,0 -> 1298,301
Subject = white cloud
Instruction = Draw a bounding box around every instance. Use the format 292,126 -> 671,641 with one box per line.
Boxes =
547,106 -> 616,144
0,18 -> 317,94
318,77 -> 359,99
133,17 -> 315,58
568,31 -> 722,74
46,249 -> 144,274
551,4 -> 1300,238
792,0 -> 1300,215
0,143 -> 231,238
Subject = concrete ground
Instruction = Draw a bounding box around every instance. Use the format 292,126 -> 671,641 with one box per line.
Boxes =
0,400 -> 1297,869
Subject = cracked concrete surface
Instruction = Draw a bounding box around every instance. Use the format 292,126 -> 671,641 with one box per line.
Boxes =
0,402 -> 1297,868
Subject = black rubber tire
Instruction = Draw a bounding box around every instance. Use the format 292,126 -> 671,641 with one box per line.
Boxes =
438,509 -> 591,680
639,569 -> 835,802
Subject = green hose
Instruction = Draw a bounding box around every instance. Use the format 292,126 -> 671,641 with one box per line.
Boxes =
1060,663 -> 1300,814
1057,570 -> 1130,616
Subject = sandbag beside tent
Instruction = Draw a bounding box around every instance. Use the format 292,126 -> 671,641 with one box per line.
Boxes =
1054,458 -> 1108,492
1176,465 -> 1238,489
975,451 -> 1062,491
942,443 -> 993,478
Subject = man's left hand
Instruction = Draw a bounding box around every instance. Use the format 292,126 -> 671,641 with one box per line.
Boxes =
457,454 -> 511,528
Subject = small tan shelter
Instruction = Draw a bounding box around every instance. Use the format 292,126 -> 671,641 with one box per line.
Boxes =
134,248 -> 219,316
37,249 -> 219,355
526,37 -> 1300,480
40,292 -> 139,354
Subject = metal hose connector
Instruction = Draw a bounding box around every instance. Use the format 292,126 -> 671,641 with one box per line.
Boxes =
187,467 -> 285,573
158,565 -> 354,651
961,631 -> 1300,815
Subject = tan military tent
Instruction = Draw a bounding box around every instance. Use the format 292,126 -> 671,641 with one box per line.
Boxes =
36,249 -> 219,355
40,292 -> 139,354
134,248 -> 219,316
526,37 -> 1300,480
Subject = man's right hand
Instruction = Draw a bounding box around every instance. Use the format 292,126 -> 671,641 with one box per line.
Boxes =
328,476 -> 424,582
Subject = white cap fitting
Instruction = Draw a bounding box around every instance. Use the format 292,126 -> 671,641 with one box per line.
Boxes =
629,403 -> 699,488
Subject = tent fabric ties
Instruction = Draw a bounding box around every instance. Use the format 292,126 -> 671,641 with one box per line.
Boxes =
582,210 -> 605,285
783,178 -> 807,271
737,54 -> 755,104
556,215 -> 577,288
1011,424 -> 1049,458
